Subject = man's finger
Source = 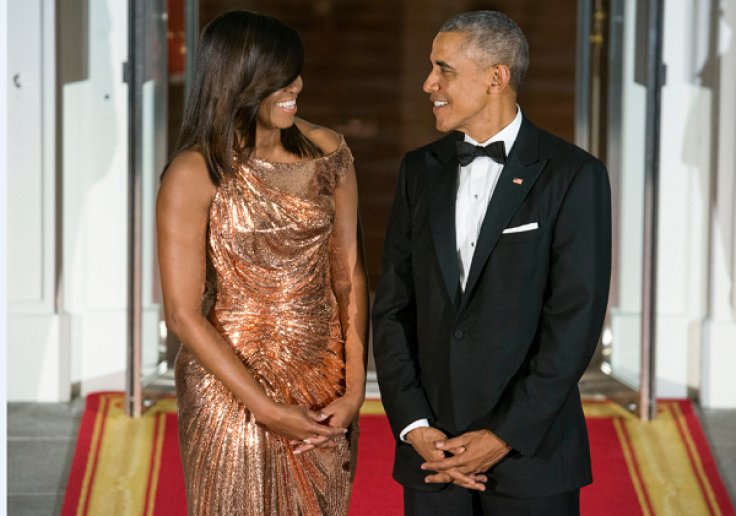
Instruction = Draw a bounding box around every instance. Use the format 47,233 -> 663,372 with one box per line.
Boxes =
422,467 -> 486,489
429,449 -> 445,461
452,474 -> 487,492
435,435 -> 469,450
424,472 -> 452,484
425,472 -> 457,484
427,467 -> 478,487
444,467 -> 480,487
425,470 -> 485,491
418,452 -> 443,463
421,455 -> 464,471
453,480 -> 486,491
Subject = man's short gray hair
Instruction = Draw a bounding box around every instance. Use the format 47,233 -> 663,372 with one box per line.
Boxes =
440,11 -> 529,92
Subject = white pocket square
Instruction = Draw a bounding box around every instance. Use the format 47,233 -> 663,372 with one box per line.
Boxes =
502,222 -> 539,234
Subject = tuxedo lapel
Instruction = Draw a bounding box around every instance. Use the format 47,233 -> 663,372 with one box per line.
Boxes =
461,119 -> 548,306
428,132 -> 463,305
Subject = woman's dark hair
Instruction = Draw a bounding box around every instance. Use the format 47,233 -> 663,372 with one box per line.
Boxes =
168,11 -> 322,185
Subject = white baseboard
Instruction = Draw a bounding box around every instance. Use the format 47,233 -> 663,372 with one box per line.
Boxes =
80,370 -> 126,397
610,311 -> 695,398
365,370 -> 381,399
7,313 -> 71,401
655,316 -> 690,398
701,319 -> 736,407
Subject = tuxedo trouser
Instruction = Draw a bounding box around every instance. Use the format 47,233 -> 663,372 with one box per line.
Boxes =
403,485 -> 580,516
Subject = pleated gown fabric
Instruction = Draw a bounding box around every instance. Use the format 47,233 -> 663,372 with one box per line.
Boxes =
175,138 -> 358,516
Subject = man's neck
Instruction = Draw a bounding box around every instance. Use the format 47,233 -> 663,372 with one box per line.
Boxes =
461,101 -> 518,144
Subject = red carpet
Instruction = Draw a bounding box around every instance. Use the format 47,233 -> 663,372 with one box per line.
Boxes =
349,414 -> 401,515
62,395 -> 735,516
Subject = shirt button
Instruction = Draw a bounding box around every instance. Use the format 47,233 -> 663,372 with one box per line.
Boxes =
471,242 -> 475,247
474,195 -> 478,199
454,329 -> 464,339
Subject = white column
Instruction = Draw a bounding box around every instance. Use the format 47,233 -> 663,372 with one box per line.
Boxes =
702,0 -> 736,408
7,0 -> 71,402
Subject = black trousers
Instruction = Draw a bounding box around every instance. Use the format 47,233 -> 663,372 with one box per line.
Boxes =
404,486 -> 580,516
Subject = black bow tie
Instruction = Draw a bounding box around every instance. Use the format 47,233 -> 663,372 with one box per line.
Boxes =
456,140 -> 507,167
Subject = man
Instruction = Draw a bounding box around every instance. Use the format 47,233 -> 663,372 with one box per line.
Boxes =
372,11 -> 611,516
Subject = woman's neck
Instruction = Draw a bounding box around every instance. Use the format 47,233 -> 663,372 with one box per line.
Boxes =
251,126 -> 288,162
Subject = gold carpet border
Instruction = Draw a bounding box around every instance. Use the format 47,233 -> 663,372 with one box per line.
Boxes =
144,413 -> 168,516
632,402 -> 716,514
78,394 -> 173,516
359,399 -> 385,415
613,417 -> 653,516
77,394 -> 110,516
671,402 -> 722,516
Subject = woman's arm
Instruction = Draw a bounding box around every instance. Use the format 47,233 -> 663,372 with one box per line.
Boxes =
156,151 -> 346,442
323,159 -> 370,423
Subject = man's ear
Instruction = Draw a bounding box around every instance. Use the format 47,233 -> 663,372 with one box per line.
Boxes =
488,65 -> 512,93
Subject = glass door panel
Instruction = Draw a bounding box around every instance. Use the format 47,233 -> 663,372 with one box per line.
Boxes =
578,0 -> 663,419
126,0 -> 169,416
605,0 -> 647,392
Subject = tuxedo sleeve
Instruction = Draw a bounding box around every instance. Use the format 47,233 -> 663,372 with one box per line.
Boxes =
467,159 -> 612,457
372,155 -> 434,442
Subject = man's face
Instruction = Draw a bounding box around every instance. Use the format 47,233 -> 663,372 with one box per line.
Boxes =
423,32 -> 493,134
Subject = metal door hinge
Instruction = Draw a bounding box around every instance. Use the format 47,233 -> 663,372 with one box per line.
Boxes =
660,63 -> 667,87
123,61 -> 131,83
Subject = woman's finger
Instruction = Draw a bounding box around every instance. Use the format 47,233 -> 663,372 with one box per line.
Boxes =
308,421 -> 346,438
304,435 -> 329,446
293,443 -> 314,454
307,410 -> 330,423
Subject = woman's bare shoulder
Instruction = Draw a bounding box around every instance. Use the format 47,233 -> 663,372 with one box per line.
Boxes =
294,118 -> 342,154
159,150 -> 217,208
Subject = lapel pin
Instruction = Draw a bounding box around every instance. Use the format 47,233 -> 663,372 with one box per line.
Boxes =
513,178 -> 523,185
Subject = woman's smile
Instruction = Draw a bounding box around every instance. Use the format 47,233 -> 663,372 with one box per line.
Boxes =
276,98 -> 297,113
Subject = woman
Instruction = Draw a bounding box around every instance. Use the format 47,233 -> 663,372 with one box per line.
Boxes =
156,11 -> 369,516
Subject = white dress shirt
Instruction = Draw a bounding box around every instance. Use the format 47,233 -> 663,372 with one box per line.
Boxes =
399,107 -> 524,442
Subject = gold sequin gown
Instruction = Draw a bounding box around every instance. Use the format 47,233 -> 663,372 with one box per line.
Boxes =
175,138 -> 358,516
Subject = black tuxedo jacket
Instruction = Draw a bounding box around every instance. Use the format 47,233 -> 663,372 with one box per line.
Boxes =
372,117 -> 612,498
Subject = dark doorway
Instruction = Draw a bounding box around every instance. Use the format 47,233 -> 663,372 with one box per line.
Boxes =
181,0 -> 580,284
